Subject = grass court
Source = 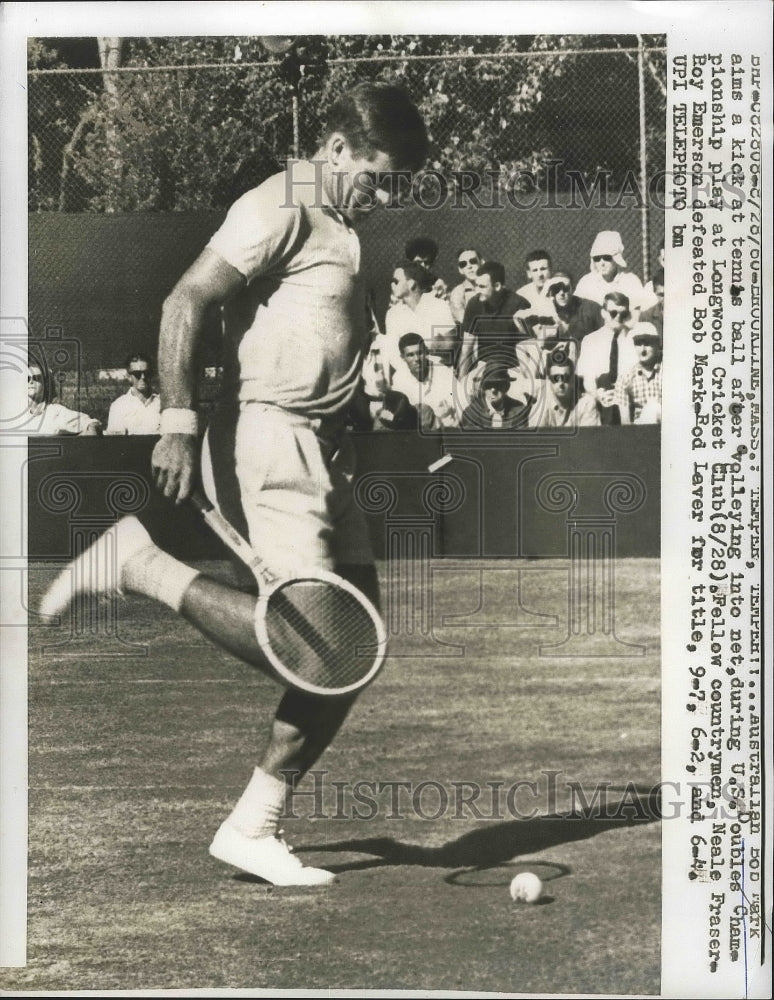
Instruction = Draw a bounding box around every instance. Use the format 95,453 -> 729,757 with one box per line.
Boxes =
6,555 -> 661,994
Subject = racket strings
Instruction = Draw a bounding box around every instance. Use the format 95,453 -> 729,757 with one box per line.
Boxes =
265,580 -> 380,690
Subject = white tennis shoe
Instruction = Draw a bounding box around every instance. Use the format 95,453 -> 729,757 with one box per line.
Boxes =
39,515 -> 154,619
208,822 -> 336,886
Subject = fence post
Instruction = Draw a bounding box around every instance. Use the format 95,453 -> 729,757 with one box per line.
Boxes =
637,35 -> 651,282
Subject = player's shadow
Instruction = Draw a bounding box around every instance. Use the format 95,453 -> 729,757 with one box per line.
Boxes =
294,785 -> 661,876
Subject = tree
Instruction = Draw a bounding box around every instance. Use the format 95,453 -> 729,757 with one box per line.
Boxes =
28,34 -> 666,212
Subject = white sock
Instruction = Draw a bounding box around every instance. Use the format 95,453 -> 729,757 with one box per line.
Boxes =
226,767 -> 286,839
122,546 -> 200,612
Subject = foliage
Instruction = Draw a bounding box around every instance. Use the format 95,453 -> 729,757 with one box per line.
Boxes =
27,34 -> 666,212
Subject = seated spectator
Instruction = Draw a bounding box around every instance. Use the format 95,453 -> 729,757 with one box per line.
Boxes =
542,272 -> 603,346
614,322 -> 663,425
26,361 -> 102,436
640,268 -> 664,336
574,231 -> 645,315
640,242 -> 665,311
448,246 -> 484,325
105,352 -> 162,435
529,351 -> 600,428
374,389 -> 422,431
391,333 -> 460,429
516,249 -> 553,309
460,361 -> 532,430
516,271 -> 603,375
361,336 -> 390,423
457,261 -> 532,379
383,260 -> 457,378
405,235 -> 448,299
576,291 -> 639,426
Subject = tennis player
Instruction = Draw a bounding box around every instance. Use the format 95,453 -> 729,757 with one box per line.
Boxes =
41,82 -> 429,886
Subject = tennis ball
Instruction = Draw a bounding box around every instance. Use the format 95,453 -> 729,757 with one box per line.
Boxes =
509,872 -> 543,904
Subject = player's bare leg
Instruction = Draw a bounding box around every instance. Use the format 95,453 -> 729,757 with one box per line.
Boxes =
206,564 -> 379,885
39,516 -> 349,886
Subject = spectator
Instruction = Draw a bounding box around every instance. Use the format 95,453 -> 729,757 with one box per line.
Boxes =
448,246 -> 484,325
516,249 -> 553,309
405,235 -> 448,299
542,272 -> 603,345
574,231 -> 644,315
457,261 -> 532,379
391,333 -> 460,429
106,352 -> 162,435
641,242 -> 665,311
460,361 -> 531,430
529,351 -> 600,428
576,291 -> 638,426
383,260 -> 457,377
374,388 -> 423,431
640,268 -> 664,336
25,361 -> 102,436
614,322 -> 663,425
517,270 -> 603,374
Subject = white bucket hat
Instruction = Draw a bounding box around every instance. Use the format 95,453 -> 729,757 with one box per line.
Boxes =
590,231 -> 627,268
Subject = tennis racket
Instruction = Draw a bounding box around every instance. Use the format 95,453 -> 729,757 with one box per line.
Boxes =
189,488 -> 387,697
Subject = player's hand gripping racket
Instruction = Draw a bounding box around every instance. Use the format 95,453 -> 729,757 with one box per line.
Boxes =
189,488 -> 387,697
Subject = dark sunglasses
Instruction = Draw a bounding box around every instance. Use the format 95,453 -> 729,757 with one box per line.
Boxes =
549,373 -> 572,383
605,308 -> 629,318
593,254 -> 614,262
458,257 -> 479,268
129,369 -> 151,379
28,374 -> 43,383
549,283 -> 571,293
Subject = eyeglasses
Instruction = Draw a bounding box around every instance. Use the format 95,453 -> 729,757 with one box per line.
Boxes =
129,370 -> 151,379
549,283 -> 571,293
593,254 -> 614,263
458,257 -> 479,268
549,373 -> 572,383
605,308 -> 628,319
28,374 -> 42,383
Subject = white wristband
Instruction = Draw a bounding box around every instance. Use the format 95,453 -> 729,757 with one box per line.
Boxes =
160,408 -> 199,435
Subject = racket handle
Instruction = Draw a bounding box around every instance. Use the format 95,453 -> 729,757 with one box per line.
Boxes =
188,487 -> 278,586
189,487 -> 252,559
189,486 -> 215,515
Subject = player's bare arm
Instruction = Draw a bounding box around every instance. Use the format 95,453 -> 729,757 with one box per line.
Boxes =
152,248 -> 245,503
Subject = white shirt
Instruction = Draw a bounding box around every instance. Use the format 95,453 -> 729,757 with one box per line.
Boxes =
391,361 -> 460,428
26,402 -> 100,436
106,389 -> 162,435
574,270 -> 645,312
383,294 -> 456,379
576,325 -> 639,387
207,160 -> 367,418
516,282 -> 552,310
448,280 -> 478,325
528,384 -> 601,428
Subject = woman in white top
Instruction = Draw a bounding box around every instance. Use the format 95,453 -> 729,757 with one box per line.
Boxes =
574,230 -> 644,316
25,362 -> 102,435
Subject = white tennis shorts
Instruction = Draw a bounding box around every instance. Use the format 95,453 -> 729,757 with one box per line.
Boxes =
202,402 -> 373,578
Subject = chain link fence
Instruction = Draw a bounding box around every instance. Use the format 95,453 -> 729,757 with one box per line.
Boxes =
26,38 -> 666,422
28,40 -> 666,213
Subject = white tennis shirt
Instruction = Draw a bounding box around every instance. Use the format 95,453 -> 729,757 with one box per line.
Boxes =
208,161 -> 368,419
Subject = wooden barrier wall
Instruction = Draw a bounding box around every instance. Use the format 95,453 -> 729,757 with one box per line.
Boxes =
26,428 -> 660,562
